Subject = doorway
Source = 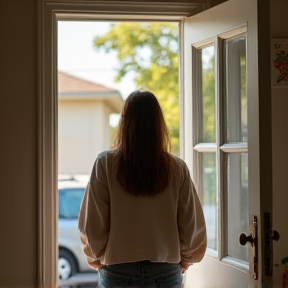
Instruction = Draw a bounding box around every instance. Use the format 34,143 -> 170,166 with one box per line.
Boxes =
38,1 -> 272,287
57,19 -> 180,286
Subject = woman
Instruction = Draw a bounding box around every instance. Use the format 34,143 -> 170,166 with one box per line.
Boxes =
78,90 -> 207,288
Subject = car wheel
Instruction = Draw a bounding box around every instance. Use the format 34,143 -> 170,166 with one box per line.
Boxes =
58,249 -> 77,280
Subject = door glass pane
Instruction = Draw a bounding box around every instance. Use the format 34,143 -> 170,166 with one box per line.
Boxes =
199,152 -> 217,250
226,153 -> 249,262
224,34 -> 247,143
199,45 -> 216,143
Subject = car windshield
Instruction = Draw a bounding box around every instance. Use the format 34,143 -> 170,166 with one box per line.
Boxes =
59,188 -> 85,219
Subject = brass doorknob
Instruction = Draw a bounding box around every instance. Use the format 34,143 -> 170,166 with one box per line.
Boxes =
239,233 -> 254,246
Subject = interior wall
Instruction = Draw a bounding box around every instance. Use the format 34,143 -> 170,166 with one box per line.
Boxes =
271,0 -> 288,287
0,0 -> 38,287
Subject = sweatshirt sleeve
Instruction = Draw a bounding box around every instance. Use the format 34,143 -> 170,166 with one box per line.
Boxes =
78,156 -> 110,263
177,164 -> 207,263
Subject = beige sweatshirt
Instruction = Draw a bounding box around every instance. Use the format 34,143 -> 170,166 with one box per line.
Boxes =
78,150 -> 207,265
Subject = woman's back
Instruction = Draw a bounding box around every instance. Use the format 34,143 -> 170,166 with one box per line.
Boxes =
81,149 -> 205,265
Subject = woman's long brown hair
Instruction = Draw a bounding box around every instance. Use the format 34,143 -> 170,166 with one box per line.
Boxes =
113,90 -> 171,196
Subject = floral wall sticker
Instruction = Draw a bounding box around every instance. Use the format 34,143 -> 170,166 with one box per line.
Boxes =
272,39 -> 288,86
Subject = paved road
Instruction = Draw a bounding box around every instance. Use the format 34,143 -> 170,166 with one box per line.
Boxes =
59,272 -> 99,287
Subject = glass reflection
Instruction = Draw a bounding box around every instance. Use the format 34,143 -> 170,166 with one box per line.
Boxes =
227,153 -> 249,262
200,152 -> 217,250
200,46 -> 216,143
224,34 -> 247,143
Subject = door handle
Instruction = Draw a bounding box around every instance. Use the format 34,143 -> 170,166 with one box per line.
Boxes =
271,230 -> 280,241
239,233 -> 255,246
239,216 -> 258,280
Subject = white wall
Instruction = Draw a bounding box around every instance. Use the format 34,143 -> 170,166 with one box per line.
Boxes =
271,1 -> 288,287
58,100 -> 111,175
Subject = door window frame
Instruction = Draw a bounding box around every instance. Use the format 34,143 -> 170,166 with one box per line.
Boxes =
191,27 -> 250,272
37,1 -> 210,286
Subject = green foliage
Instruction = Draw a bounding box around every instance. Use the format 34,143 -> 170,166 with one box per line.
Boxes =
202,52 -> 216,143
94,22 -> 180,155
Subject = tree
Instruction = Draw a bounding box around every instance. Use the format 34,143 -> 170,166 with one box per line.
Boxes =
94,22 -> 180,155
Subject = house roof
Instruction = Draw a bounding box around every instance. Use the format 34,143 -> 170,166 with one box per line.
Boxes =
58,71 -> 124,113
58,71 -> 115,93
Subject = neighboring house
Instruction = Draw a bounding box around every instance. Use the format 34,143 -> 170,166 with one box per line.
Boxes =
58,71 -> 124,175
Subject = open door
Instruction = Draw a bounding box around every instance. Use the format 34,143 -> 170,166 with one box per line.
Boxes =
182,0 -> 273,287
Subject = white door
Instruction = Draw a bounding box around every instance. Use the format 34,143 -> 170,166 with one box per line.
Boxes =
182,0 -> 272,287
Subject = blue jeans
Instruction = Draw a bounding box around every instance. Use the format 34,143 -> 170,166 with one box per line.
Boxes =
97,260 -> 183,288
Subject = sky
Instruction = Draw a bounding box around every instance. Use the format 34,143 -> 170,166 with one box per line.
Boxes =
57,21 -> 136,100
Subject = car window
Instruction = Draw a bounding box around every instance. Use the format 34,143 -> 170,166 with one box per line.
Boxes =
59,188 -> 85,219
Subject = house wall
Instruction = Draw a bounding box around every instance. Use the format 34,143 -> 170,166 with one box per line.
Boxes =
0,0 -> 286,287
0,1 -> 38,287
270,1 -> 288,287
58,100 -> 111,175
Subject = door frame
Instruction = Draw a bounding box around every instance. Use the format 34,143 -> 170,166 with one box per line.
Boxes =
37,1 -> 210,286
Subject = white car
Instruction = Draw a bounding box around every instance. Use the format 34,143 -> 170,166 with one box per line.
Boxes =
58,177 -> 94,280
